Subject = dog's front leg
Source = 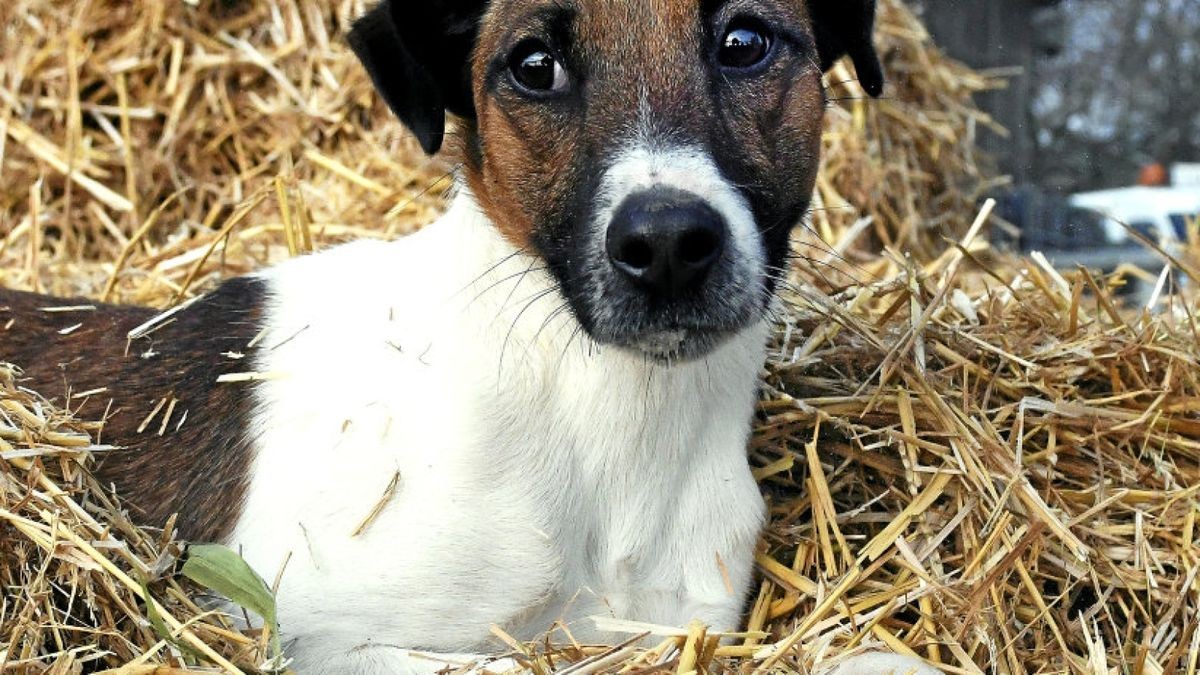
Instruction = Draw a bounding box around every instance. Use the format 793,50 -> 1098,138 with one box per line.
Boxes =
673,594 -> 752,638
287,643 -> 518,675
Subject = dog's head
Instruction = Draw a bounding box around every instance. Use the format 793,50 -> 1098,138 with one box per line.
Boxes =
350,0 -> 882,361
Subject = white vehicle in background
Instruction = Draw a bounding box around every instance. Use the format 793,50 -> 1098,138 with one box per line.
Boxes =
1069,186 -> 1200,244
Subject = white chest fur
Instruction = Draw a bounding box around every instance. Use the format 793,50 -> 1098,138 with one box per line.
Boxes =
229,194 -> 768,672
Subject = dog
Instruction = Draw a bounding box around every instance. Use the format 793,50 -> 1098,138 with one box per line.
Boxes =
1,1 -> 944,673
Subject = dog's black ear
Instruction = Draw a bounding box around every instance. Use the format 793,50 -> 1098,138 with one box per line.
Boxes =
809,0 -> 884,97
348,0 -> 485,155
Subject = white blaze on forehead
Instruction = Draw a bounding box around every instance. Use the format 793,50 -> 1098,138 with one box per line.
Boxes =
594,145 -> 763,268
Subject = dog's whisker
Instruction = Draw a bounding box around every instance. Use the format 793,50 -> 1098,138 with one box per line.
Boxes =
497,286 -> 559,376
389,164 -> 462,215
466,264 -> 551,311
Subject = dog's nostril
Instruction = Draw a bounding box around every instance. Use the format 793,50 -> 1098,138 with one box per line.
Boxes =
607,188 -> 729,296
618,238 -> 655,270
678,228 -> 721,266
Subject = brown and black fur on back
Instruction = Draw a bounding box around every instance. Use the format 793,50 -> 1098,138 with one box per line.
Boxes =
0,278 -> 266,542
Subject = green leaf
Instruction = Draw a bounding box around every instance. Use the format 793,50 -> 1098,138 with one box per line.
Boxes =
182,543 -> 283,661
182,543 -> 277,625
180,540 -> 288,662
182,540 -> 285,662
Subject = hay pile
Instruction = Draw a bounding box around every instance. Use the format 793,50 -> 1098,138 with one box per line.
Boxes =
0,363 -> 270,672
0,0 -> 450,303
2,0 -> 1198,673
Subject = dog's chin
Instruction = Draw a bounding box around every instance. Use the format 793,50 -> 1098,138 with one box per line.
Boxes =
581,315 -> 754,363
620,328 -> 735,363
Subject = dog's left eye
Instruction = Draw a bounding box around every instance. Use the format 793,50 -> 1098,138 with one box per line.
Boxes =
509,40 -> 570,93
718,19 -> 773,69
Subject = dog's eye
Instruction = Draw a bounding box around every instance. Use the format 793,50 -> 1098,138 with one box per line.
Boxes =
718,19 -> 772,69
509,40 -> 569,93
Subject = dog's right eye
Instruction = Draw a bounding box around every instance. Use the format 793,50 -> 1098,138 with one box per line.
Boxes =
717,18 -> 773,70
509,40 -> 569,94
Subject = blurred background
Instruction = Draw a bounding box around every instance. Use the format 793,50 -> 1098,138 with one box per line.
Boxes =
915,0 -> 1200,278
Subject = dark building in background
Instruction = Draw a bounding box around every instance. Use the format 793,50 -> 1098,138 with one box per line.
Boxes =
914,0 -> 1065,184
907,1 -> 1198,291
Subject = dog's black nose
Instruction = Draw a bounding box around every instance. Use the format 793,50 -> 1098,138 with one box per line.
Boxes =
606,188 -> 727,297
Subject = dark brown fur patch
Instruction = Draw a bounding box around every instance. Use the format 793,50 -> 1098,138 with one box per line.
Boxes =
0,279 -> 265,542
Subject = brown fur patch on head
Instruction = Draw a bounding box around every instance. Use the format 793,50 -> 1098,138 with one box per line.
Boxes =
459,0 -> 827,255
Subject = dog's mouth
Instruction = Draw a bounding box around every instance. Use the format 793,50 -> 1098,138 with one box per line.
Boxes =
557,268 -> 770,363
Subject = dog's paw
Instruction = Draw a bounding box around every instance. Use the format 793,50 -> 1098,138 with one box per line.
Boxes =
406,652 -> 520,674
819,652 -> 945,675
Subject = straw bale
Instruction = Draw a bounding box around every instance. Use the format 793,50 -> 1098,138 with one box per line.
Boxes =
2,0 -> 1198,673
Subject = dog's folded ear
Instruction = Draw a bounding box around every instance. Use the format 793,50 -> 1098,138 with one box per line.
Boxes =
348,0 -> 485,155
808,0 -> 885,97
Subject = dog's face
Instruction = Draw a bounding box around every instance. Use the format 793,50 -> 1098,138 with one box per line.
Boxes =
350,0 -> 882,360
